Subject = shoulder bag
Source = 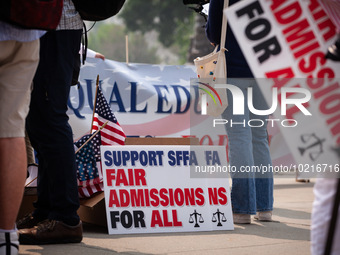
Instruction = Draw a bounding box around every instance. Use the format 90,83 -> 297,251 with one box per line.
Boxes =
194,0 -> 229,117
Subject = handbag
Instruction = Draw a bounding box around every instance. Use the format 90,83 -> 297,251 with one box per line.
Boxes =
194,0 -> 229,117
0,0 -> 63,30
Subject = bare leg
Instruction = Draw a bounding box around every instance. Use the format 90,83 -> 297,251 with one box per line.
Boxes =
0,137 -> 27,230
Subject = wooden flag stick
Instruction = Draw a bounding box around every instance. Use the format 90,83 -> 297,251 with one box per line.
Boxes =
125,35 -> 129,64
75,120 -> 108,154
25,176 -> 37,188
90,75 -> 100,132
25,121 -> 109,188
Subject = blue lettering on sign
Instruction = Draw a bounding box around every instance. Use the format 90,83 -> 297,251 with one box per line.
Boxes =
154,85 -> 172,114
192,85 -> 201,114
130,82 -> 147,113
68,80 -> 202,118
104,151 -> 113,166
68,84 -> 85,119
109,81 -> 126,112
86,79 -> 96,111
103,150 -> 164,167
171,85 -> 191,114
205,151 -> 221,165
168,151 -> 197,166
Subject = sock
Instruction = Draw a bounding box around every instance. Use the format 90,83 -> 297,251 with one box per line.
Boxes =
0,229 -> 19,255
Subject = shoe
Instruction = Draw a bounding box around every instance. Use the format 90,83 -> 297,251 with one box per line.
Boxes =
233,213 -> 251,224
19,219 -> 83,245
295,178 -> 310,183
0,231 -> 19,255
254,211 -> 273,222
16,213 -> 43,229
325,35 -> 340,62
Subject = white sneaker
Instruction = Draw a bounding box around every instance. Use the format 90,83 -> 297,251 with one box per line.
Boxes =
233,214 -> 251,224
254,211 -> 273,222
0,231 -> 19,255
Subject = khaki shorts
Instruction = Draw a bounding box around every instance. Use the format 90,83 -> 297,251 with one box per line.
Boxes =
0,39 -> 39,138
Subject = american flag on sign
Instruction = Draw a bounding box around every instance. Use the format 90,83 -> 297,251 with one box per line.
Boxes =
91,86 -> 126,145
74,132 -> 104,198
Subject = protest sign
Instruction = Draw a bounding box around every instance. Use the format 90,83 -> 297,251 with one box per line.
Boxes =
101,145 -> 233,234
225,0 -> 340,177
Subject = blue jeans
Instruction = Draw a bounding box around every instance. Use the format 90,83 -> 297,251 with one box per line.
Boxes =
222,78 -> 273,214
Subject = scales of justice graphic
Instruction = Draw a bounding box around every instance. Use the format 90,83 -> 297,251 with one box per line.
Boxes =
189,210 -> 204,227
189,209 -> 227,228
212,209 -> 227,226
298,133 -> 326,161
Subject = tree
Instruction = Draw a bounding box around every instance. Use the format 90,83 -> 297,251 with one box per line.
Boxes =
187,15 -> 213,63
120,0 -> 194,46
119,0 -> 196,63
88,23 -> 160,64
87,0 -> 212,64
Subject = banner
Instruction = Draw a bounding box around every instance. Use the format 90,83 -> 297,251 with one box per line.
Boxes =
101,145 -> 233,234
67,59 -> 294,167
225,0 -> 340,177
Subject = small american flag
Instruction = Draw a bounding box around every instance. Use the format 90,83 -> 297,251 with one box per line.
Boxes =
91,86 -> 126,145
74,132 -> 103,198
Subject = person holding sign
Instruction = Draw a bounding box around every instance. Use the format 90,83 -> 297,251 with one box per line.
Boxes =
318,0 -> 340,61
311,1 -> 340,254
205,0 -> 274,224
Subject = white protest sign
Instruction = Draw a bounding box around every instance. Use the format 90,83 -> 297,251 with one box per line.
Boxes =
225,0 -> 340,177
101,145 -> 234,234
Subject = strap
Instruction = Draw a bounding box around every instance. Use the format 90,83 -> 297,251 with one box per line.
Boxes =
220,0 -> 229,50
81,22 -> 88,65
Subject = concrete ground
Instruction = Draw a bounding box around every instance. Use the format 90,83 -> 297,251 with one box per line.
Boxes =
18,176 -> 315,255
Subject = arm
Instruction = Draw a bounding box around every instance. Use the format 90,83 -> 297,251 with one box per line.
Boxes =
87,48 -> 105,60
205,0 -> 224,45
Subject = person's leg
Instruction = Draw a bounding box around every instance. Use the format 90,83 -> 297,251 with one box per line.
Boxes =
0,40 -> 39,230
222,78 -> 256,217
0,138 -> 27,230
249,81 -> 273,215
26,30 -> 82,225
0,39 -> 39,254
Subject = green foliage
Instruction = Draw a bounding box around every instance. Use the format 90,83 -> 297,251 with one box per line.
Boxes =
119,0 -> 196,63
87,0 -> 196,64
88,23 -> 160,64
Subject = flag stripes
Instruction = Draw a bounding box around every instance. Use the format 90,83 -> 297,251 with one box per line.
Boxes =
92,116 -> 125,145
75,83 -> 126,198
91,86 -> 126,145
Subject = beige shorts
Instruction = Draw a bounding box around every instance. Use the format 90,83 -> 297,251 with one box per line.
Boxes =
0,39 -> 40,138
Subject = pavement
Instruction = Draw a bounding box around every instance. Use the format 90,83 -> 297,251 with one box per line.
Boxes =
18,174 -> 315,255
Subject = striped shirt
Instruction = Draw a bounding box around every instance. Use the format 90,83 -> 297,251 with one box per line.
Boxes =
57,0 -> 83,30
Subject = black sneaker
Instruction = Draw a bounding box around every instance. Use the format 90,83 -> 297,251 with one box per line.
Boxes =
16,213 -> 43,229
19,219 -> 83,245
0,231 -> 19,255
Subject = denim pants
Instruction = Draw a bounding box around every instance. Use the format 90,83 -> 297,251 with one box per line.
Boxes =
222,78 -> 273,214
26,30 -> 82,223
